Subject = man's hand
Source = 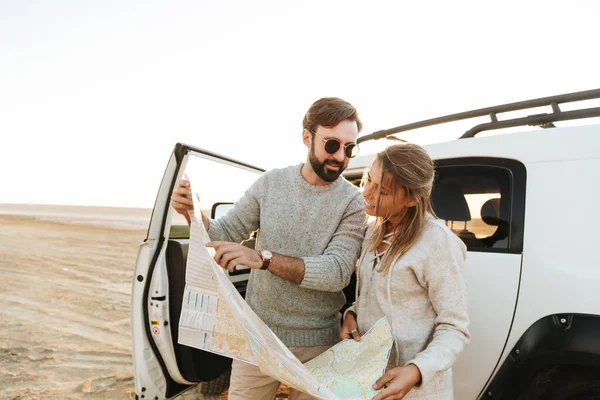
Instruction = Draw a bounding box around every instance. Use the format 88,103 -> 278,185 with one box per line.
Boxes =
371,364 -> 422,400
206,241 -> 263,272
340,312 -> 361,342
171,179 -> 194,222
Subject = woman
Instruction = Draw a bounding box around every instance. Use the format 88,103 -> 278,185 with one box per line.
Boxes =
341,144 -> 470,400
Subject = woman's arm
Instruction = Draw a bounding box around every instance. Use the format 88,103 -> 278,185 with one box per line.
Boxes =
407,229 -> 471,386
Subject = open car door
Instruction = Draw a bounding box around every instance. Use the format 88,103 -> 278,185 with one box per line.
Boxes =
131,143 -> 264,399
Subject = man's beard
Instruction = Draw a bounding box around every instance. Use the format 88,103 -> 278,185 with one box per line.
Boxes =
309,141 -> 345,182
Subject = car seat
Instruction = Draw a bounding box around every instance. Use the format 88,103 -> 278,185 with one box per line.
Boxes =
431,181 -> 480,247
480,198 -> 509,248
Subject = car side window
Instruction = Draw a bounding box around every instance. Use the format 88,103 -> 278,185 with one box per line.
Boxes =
432,158 -> 526,253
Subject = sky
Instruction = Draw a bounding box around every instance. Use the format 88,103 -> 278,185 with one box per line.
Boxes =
1,0 -> 599,208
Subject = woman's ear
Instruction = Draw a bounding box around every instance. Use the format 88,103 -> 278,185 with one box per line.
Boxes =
406,194 -> 418,208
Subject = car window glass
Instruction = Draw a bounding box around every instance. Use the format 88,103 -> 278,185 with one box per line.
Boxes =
169,153 -> 262,239
432,165 -> 512,252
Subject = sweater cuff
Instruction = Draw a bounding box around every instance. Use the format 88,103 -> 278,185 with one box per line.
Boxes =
405,354 -> 436,387
343,304 -> 357,320
299,257 -> 325,290
299,258 -> 319,290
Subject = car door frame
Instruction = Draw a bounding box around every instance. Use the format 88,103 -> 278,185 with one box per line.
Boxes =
131,143 -> 264,400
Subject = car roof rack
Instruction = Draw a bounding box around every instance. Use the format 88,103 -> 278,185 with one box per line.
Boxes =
356,88 -> 600,144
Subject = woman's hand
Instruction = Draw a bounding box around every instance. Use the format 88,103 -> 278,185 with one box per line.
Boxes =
340,312 -> 361,342
371,364 -> 422,400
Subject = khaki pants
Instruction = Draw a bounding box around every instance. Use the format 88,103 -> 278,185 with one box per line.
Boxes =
227,345 -> 331,400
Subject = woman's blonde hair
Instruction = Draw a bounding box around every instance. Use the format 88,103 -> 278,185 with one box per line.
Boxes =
362,143 -> 436,274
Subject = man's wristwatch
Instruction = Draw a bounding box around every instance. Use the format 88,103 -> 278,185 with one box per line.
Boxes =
259,250 -> 273,270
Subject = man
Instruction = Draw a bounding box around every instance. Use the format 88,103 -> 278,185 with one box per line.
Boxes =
171,97 -> 366,400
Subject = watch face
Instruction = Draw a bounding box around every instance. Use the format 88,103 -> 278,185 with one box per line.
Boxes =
261,250 -> 272,259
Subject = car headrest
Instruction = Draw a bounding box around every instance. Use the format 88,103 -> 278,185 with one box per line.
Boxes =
431,181 -> 472,222
481,198 -> 501,226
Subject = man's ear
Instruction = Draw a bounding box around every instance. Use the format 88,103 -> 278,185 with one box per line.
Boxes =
302,129 -> 312,148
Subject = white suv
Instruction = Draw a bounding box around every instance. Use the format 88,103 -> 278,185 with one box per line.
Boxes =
131,89 -> 600,400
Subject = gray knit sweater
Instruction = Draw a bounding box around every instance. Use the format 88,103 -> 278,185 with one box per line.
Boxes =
208,164 -> 366,347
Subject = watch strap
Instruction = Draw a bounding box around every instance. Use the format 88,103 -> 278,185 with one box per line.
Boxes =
260,251 -> 272,270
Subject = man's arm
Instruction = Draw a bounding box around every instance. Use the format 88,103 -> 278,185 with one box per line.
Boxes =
266,253 -> 305,284
205,241 -> 305,284
207,193 -> 366,290
299,195 -> 366,292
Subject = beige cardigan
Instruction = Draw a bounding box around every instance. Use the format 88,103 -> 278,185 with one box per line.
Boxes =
346,215 -> 470,399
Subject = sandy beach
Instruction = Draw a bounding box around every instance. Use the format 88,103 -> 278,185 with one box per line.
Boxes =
0,210 -> 144,399
0,206 -> 289,400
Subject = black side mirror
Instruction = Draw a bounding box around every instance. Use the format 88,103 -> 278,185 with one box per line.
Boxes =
211,202 -> 234,220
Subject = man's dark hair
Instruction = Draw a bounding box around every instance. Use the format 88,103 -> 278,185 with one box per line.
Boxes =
302,97 -> 363,134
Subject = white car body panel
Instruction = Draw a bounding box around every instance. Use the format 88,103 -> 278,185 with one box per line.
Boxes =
452,252 -> 522,399
495,155 -> 600,381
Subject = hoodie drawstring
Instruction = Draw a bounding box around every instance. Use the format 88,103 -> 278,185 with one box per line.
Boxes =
387,257 -> 401,366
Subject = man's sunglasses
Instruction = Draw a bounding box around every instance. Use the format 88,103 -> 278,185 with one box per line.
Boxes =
311,131 -> 360,158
